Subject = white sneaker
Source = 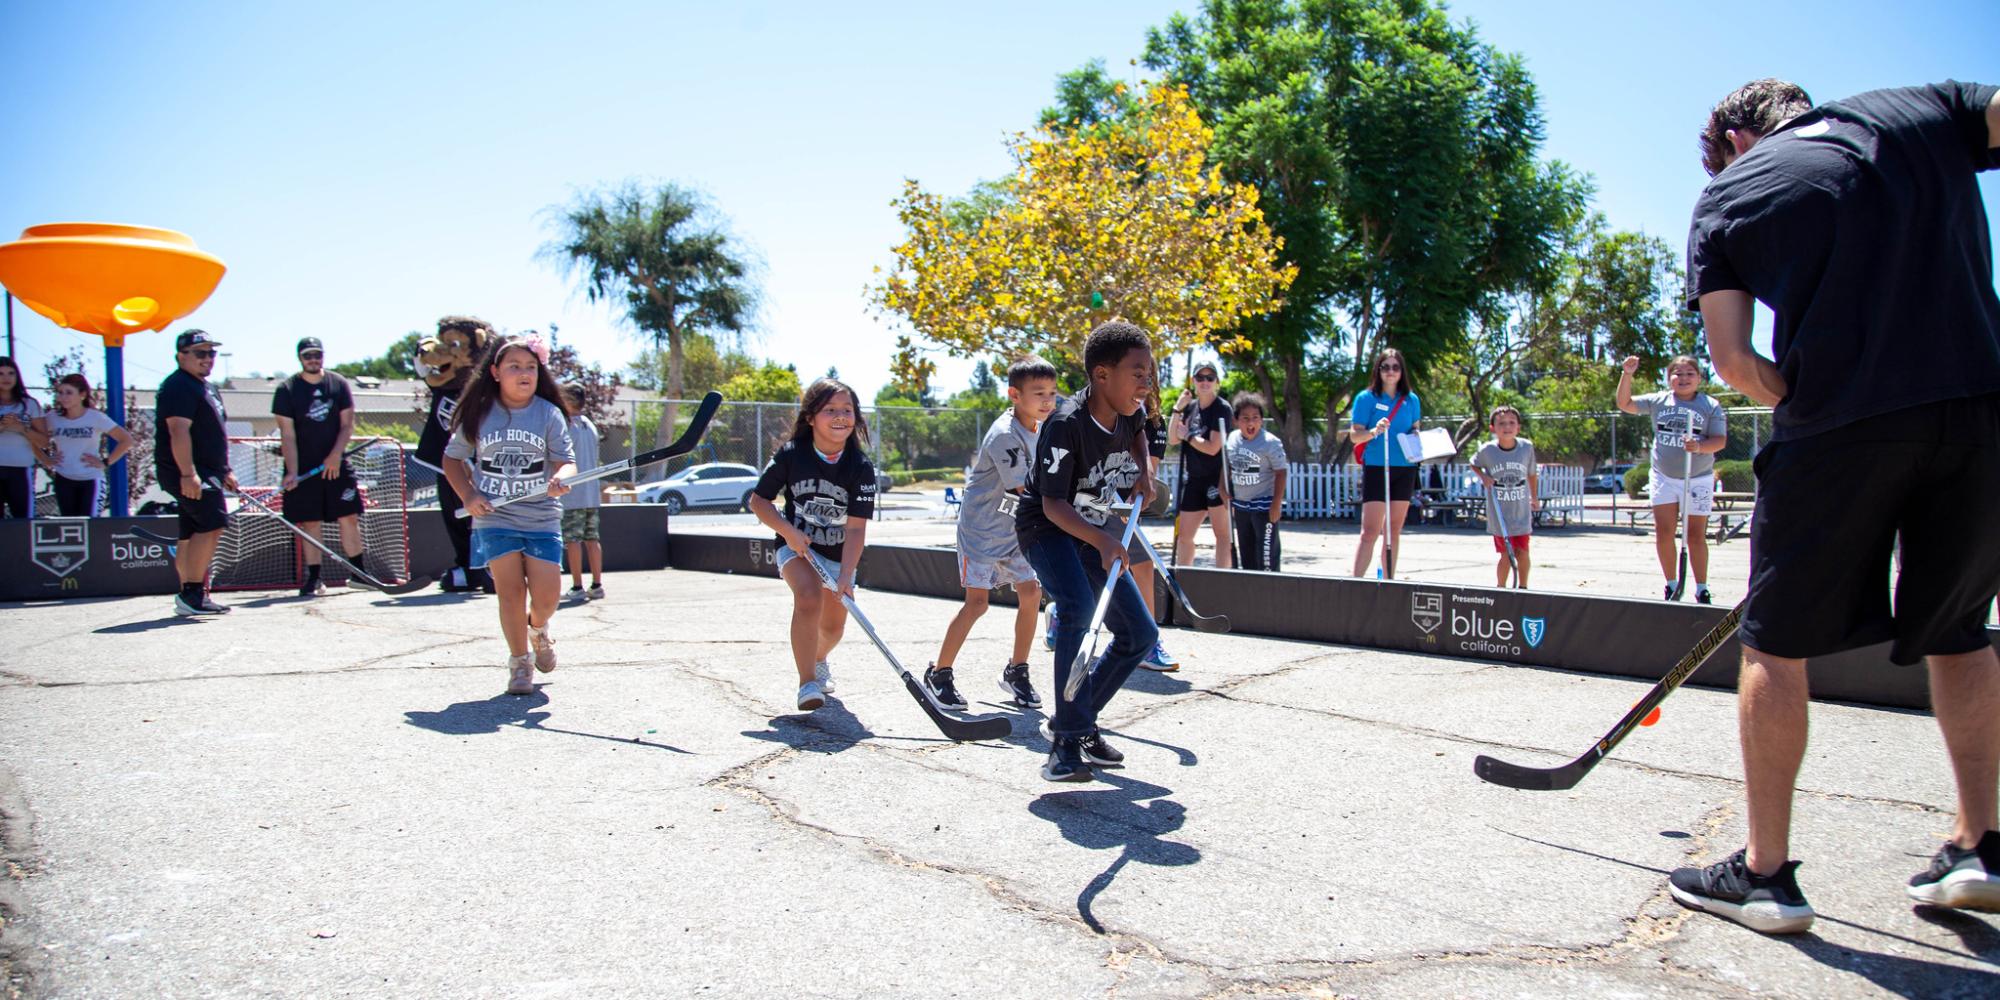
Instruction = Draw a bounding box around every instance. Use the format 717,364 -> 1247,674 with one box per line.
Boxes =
563,586 -> 587,603
813,660 -> 834,694
198,593 -> 232,615
529,623 -> 557,673
587,584 -> 606,601
796,680 -> 826,711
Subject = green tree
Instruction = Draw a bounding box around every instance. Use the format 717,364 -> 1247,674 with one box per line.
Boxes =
543,182 -> 759,447
719,363 -> 802,404
331,331 -> 424,380
1133,0 -> 1588,459
626,333 -> 757,396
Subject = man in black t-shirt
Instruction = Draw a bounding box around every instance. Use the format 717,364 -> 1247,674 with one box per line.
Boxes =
1669,79 -> 2000,933
156,329 -> 238,617
1168,360 -> 1233,571
272,337 -> 368,596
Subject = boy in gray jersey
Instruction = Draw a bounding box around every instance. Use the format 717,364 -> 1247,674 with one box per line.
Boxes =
1618,354 -> 1729,602
560,385 -> 606,602
926,358 -> 1062,710
1470,405 -> 1539,588
1223,392 -> 1288,571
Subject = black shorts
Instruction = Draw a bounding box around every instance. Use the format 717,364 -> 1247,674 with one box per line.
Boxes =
1177,471 -> 1224,512
282,473 -> 364,524
1360,465 -> 1419,504
1744,393 -> 2000,665
178,486 -> 229,539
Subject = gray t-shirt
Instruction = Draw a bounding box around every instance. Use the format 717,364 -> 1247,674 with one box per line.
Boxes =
45,408 -> 118,480
0,396 -> 46,468
958,410 -> 1039,563
561,415 -> 602,511
1224,429 -> 1288,508
444,397 -> 575,532
1632,391 -> 1726,480
1473,438 -> 1537,537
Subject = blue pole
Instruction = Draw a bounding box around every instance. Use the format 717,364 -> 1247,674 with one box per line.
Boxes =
105,342 -> 129,517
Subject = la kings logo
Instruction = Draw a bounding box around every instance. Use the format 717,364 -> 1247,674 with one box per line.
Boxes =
1075,451 -> 1141,526
31,521 -> 89,579
1411,591 -> 1443,636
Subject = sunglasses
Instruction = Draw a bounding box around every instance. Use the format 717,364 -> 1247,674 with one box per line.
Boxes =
1378,363 -> 1402,372
187,349 -> 218,359
1193,373 -> 1217,382
300,352 -> 324,361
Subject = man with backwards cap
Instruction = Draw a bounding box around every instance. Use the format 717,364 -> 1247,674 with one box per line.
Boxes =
157,329 -> 237,616
273,336 -> 376,596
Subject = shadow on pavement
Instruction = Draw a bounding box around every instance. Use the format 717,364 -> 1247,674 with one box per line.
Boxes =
1030,771 -> 1200,933
403,688 -> 690,753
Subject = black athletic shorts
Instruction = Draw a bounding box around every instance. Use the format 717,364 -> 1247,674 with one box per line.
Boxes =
177,485 -> 229,539
283,473 -> 364,524
1177,471 -> 1224,513
1744,393 -> 2000,665
1360,465 -> 1419,504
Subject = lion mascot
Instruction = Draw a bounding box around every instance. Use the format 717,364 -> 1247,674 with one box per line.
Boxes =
413,315 -> 493,592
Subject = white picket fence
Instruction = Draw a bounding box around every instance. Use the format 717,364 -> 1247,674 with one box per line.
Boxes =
1281,462 -> 1585,522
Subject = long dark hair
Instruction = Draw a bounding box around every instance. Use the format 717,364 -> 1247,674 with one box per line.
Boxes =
1366,348 -> 1418,399
55,373 -> 95,412
0,356 -> 25,406
449,334 -> 571,445
789,377 -> 869,456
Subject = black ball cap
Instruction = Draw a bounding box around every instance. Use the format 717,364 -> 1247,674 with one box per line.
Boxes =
296,337 -> 323,356
175,329 -> 221,351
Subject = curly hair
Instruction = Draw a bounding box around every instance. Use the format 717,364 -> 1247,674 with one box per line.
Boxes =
1700,79 -> 1813,177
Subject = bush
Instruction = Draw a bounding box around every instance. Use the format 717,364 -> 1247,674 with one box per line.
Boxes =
1625,458 -> 1755,498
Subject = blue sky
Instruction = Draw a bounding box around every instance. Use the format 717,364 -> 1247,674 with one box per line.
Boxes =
2,0 -> 1994,400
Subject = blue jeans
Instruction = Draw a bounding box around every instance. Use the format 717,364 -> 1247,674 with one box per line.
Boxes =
1023,532 -> 1158,739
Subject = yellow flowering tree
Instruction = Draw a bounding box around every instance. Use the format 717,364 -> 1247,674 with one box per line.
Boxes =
872,84 -> 1296,367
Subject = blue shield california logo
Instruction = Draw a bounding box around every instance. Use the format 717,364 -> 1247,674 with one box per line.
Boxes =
1522,616 -> 1547,649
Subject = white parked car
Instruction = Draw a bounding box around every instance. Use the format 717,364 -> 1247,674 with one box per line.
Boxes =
638,462 -> 761,514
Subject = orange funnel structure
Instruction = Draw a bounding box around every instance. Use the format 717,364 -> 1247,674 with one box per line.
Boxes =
0,223 -> 226,347
0,223 -> 228,516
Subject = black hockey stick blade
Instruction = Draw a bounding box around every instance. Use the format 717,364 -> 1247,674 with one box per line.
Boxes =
1132,531 -> 1230,633
633,391 -> 724,469
1670,550 -> 1688,602
1474,600 -> 1743,791
902,673 -> 1013,742
345,573 -> 436,596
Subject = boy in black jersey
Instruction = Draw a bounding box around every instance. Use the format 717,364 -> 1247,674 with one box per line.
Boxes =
1015,321 -> 1159,782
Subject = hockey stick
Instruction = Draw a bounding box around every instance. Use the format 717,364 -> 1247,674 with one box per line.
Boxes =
125,526 -> 180,554
285,437 -> 383,490
456,391 -> 723,518
1130,529 -> 1229,633
211,478 -> 434,595
1669,440 -> 1692,601
1474,599 -> 1742,791
1379,425 -> 1395,580
1489,482 -> 1523,588
1063,498 -> 1146,702
802,553 -> 1012,742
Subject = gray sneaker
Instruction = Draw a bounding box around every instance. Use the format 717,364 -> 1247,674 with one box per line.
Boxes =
587,584 -> 606,601
813,660 -> 834,694
796,680 -> 826,711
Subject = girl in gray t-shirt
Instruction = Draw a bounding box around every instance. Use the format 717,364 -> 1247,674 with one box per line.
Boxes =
443,334 -> 577,695
1617,354 -> 1730,603
1223,393 -> 1289,572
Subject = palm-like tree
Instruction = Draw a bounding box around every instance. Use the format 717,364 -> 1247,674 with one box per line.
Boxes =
543,182 -> 758,447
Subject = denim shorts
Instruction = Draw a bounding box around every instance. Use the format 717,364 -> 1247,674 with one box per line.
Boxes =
471,527 -> 564,568
774,544 -> 844,588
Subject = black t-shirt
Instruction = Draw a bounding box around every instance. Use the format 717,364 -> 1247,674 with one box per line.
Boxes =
414,385 -> 461,472
155,368 -> 230,483
1178,398 -> 1232,483
753,441 -> 878,563
1686,80 -> 2000,441
1015,391 -> 1148,548
271,372 -> 353,468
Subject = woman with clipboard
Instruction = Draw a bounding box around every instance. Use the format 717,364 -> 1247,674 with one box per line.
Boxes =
1349,349 -> 1425,579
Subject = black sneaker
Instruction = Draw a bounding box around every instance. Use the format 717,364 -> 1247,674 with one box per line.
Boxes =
1079,731 -> 1124,768
1040,737 -> 1093,783
1669,849 -> 1815,934
924,663 -> 966,709
299,575 -> 325,598
999,662 -> 1041,709
1907,830 -> 2000,912
1664,582 -> 1680,601
1695,587 -> 1714,605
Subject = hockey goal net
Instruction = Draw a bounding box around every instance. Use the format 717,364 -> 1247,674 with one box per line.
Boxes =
209,436 -> 414,592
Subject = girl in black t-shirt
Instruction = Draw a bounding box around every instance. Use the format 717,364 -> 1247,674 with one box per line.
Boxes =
749,378 -> 878,712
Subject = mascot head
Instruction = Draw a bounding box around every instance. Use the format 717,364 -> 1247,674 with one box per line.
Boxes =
417,315 -> 492,390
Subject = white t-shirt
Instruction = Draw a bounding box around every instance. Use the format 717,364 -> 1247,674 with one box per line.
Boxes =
46,408 -> 119,480
0,396 -> 46,468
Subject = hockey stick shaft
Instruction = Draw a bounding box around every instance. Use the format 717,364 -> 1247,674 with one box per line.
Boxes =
802,553 -> 1011,741
1063,499 -> 1144,702
1474,599 -> 1743,790
286,437 -> 385,489
457,391 -> 723,518
1130,529 -> 1229,631
1489,482 -> 1522,586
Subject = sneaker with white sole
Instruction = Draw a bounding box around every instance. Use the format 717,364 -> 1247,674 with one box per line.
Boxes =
506,653 -> 536,696
529,623 -> 557,673
1140,642 -> 1179,672
563,586 -> 587,603
172,593 -> 208,617
924,663 -> 966,709
1907,830 -> 2000,912
587,584 -> 605,601
796,680 -> 826,711
999,662 -> 1041,708
1668,849 -> 1815,934
1041,736 -> 1092,782
198,593 -> 232,614
813,660 -> 835,694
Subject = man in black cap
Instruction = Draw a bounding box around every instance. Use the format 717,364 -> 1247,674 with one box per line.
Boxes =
156,329 -> 237,616
272,336 -> 370,596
